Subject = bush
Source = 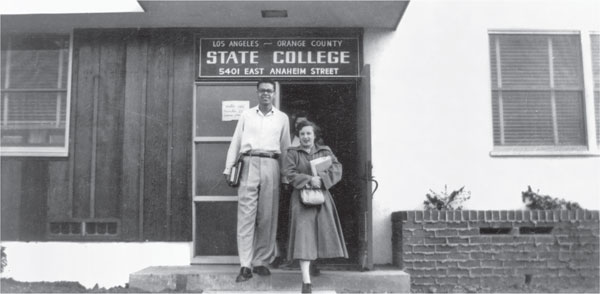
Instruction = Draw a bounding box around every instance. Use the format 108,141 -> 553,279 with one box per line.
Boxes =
522,186 -> 582,210
1,246 -> 6,273
423,185 -> 471,210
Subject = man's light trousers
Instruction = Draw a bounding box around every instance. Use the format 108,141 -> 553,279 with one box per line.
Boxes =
237,156 -> 280,267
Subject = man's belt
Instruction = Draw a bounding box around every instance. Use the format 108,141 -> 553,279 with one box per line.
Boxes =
242,151 -> 279,159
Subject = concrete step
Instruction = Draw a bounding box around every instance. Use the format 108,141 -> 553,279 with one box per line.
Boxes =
129,265 -> 410,293
202,290 -> 338,294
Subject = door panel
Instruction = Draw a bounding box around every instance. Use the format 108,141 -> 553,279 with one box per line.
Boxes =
194,142 -> 236,196
195,84 -> 254,137
194,201 -> 238,256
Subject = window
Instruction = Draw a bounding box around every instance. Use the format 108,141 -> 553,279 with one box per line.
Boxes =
1,34 -> 71,156
489,34 -> 588,152
591,34 -> 600,145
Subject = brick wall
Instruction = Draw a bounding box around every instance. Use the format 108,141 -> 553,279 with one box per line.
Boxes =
391,210 -> 600,293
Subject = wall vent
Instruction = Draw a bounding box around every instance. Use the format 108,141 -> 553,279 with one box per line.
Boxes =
85,222 -> 118,235
261,10 -> 288,18
48,220 -> 119,237
480,227 -> 512,235
49,222 -> 82,235
519,226 -> 554,234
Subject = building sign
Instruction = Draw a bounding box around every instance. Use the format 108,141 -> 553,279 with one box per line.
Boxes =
199,38 -> 359,78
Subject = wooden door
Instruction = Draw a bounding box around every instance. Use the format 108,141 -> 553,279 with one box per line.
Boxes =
192,82 -> 253,263
191,81 -> 280,263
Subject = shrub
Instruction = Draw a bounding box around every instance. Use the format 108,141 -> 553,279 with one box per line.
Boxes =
522,186 -> 582,210
1,246 -> 6,273
423,185 -> 471,210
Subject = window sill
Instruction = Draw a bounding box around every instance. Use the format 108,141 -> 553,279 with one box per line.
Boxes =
490,146 -> 600,157
0,147 -> 68,157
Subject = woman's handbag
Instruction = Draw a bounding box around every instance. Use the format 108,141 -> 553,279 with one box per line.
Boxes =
300,189 -> 325,206
300,155 -> 331,206
227,156 -> 243,187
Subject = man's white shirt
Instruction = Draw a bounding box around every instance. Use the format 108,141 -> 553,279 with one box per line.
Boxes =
224,106 -> 290,175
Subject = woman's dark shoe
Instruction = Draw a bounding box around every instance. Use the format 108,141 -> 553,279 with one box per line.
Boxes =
252,265 -> 271,276
310,263 -> 320,276
301,283 -> 312,293
235,267 -> 252,282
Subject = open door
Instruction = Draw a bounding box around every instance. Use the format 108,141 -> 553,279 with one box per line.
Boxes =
356,65 -> 373,270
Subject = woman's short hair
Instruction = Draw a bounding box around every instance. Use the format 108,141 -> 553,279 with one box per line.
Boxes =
295,120 -> 322,142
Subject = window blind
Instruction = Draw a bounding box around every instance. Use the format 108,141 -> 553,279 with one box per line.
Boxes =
490,34 -> 585,147
0,35 -> 70,150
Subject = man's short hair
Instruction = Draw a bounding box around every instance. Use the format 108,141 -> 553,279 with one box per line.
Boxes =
293,110 -> 309,121
257,79 -> 276,91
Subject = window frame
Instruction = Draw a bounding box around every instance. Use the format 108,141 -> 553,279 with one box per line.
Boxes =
488,30 -> 599,157
0,32 -> 73,157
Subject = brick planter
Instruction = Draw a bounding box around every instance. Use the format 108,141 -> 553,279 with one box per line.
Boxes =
391,210 -> 599,293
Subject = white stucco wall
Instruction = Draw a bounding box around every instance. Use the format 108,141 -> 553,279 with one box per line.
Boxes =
364,0 -> 600,264
0,242 -> 190,288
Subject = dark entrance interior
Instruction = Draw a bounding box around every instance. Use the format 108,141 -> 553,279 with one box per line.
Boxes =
279,82 -> 360,267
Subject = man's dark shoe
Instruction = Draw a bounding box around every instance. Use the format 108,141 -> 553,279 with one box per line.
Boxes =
252,265 -> 271,276
270,256 -> 284,269
279,260 -> 300,270
235,267 -> 252,282
310,263 -> 320,276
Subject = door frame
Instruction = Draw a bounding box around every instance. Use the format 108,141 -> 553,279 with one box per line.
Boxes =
357,65 -> 373,270
190,78 -> 371,265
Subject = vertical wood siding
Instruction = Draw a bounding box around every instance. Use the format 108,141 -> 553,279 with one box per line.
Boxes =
48,159 -> 71,220
1,159 -> 22,240
72,33 -> 99,219
19,160 -> 49,240
0,29 -> 193,241
121,33 -> 149,241
169,32 -> 194,240
143,32 -> 172,240
94,33 -> 126,219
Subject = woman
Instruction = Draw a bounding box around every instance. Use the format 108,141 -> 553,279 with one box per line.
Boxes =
283,120 -> 348,293
275,111 -> 309,269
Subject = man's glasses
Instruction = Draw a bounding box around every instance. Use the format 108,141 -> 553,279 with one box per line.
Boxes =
258,89 -> 275,94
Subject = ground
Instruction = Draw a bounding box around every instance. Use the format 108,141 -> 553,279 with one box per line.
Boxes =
412,283 -> 599,293
2,278 -> 598,293
0,278 -> 148,293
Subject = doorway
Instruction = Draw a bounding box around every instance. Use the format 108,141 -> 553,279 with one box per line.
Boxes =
191,77 -> 372,270
280,82 -> 360,267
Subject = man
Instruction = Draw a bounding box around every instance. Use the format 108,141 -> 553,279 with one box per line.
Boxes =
223,79 -> 291,282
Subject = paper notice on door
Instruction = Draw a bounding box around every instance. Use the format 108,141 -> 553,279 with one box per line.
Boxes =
222,101 -> 249,121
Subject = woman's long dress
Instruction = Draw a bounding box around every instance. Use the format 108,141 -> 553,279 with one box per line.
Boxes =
283,145 -> 348,261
